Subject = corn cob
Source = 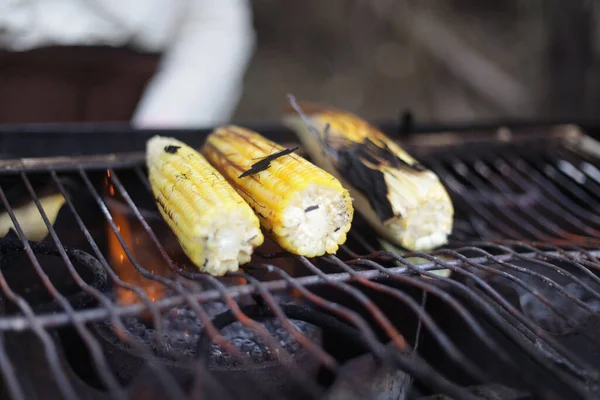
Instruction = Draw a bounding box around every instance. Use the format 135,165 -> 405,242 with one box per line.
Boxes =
202,126 -> 354,257
146,136 -> 264,276
0,193 -> 65,242
282,100 -> 453,251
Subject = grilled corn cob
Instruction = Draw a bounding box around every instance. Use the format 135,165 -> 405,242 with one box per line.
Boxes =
146,136 -> 264,276
202,126 -> 353,257
282,100 -> 453,251
0,193 -> 65,241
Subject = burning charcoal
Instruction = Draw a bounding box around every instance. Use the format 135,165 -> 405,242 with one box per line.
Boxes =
103,296 -> 321,371
143,328 -> 155,342
251,347 -> 264,363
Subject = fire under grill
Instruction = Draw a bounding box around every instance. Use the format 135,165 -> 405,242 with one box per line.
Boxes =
0,124 -> 598,399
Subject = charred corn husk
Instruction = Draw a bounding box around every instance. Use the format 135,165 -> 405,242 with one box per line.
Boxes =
283,101 -> 453,251
0,193 -> 65,241
202,126 -> 353,257
146,136 -> 264,276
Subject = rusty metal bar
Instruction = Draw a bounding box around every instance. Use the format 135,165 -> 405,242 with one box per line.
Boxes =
0,247 -> 596,332
19,172 -> 126,399
0,184 -> 79,400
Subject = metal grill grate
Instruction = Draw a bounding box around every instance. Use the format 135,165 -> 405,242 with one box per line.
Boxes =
0,125 -> 598,399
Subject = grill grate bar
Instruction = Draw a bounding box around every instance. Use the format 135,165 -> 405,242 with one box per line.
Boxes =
446,248 -> 600,340
295,256 -> 409,351
295,255 -> 485,400
430,249 -> 600,368
0,334 -> 24,400
0,248 -> 597,331
471,160 -> 591,240
490,153 -> 600,236
0,184 -> 78,400
438,247 -> 600,377
532,153 -> 600,206
21,172 -> 127,399
453,161 -> 564,240
512,157 -> 600,228
384,252 -> 596,399
476,242 -> 600,301
426,142 -> 600,243
251,262 -> 482,400
322,254 -> 487,382
430,160 -> 527,240
496,239 -> 600,286
350,257 -> 561,399
236,271 -> 339,370
452,158 -> 574,240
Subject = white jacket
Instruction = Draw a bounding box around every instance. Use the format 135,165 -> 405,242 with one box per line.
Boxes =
0,0 -> 256,128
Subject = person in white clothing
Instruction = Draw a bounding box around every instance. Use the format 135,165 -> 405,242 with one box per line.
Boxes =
0,0 -> 256,128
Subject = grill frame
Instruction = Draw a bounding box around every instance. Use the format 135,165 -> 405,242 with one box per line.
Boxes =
0,123 -> 598,399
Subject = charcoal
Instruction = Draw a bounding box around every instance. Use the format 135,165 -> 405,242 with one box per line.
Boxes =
99,298 -> 320,369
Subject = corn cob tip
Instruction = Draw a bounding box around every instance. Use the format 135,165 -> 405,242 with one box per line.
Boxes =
203,126 -> 354,258
273,181 -> 353,257
146,135 -> 264,276
383,181 -> 453,251
146,136 -> 185,169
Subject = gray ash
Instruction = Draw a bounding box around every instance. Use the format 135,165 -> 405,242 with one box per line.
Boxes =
110,300 -> 320,367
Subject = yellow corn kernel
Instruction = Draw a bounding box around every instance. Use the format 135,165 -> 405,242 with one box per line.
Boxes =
202,126 -> 354,257
0,193 -> 65,242
283,100 -> 454,251
146,136 -> 263,276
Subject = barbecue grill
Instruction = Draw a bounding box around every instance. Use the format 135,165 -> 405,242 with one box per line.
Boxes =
0,116 -> 599,400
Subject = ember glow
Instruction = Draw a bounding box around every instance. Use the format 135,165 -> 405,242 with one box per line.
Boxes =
104,171 -> 167,305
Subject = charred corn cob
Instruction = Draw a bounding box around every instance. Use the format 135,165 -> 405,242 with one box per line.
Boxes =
202,126 -> 353,257
282,100 -> 453,251
146,136 -> 264,276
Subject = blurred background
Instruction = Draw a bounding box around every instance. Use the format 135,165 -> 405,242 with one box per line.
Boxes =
235,0 -> 598,124
0,0 -> 598,127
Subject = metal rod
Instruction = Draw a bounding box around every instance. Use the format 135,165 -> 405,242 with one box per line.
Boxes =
250,263 -> 477,400
322,255 -> 487,383
348,257 -> 559,399
19,172 -> 126,399
0,334 -> 24,400
0,248 -> 598,332
0,184 -> 79,400
387,253 -> 596,399
236,272 -> 339,371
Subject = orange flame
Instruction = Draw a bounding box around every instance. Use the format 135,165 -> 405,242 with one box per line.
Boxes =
104,171 -> 166,305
